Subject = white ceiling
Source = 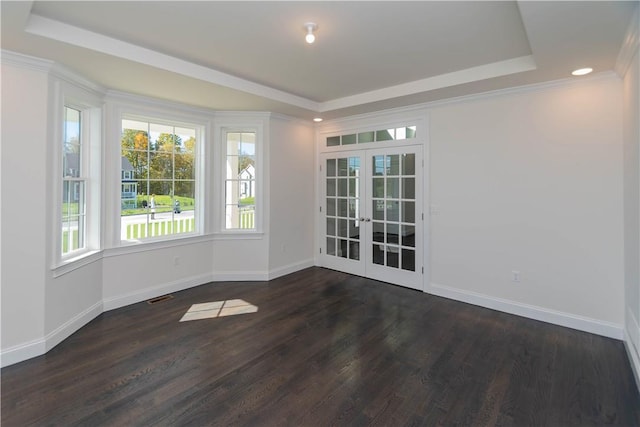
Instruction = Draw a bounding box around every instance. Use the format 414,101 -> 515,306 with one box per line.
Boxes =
1,1 -> 637,121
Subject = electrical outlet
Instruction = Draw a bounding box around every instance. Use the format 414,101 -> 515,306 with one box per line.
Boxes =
512,270 -> 521,283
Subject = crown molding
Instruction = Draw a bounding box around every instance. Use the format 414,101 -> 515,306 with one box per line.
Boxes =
25,13 -> 320,112
318,55 -> 537,113
1,49 -> 53,73
50,63 -> 106,96
615,4 -> 639,77
105,89 -> 214,119
320,70 -> 620,127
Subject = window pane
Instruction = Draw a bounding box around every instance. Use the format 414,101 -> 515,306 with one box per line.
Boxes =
402,178 -> 415,199
387,155 -> 400,176
121,119 -> 198,240
349,242 -> 360,260
376,129 -> 394,141
62,107 -> 85,256
338,178 -> 348,197
402,153 -> 415,175
326,217 -> 336,236
62,180 -> 85,255
326,159 -> 336,177
387,178 -> 399,199
342,134 -> 356,145
402,249 -> 415,271
327,136 -> 340,146
326,179 -> 336,197
358,131 -> 374,144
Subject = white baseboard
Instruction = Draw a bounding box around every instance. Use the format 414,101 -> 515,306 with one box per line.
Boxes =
1,337 -> 46,368
103,272 -> 216,311
211,270 -> 269,282
1,301 -> 103,368
625,308 -> 640,392
45,301 -> 103,352
2,263 -> 318,367
268,258 -> 315,280
429,282 -> 623,340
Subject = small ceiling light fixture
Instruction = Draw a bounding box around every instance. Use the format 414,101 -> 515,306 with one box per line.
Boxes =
571,67 -> 593,76
313,117 -> 323,122
304,22 -> 317,44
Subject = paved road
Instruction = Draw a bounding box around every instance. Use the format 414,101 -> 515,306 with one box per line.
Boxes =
120,209 -> 194,226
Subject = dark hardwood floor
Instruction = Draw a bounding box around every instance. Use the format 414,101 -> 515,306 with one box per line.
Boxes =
2,267 -> 640,426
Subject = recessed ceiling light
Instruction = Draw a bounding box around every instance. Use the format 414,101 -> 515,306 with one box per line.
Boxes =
313,117 -> 323,122
571,67 -> 593,76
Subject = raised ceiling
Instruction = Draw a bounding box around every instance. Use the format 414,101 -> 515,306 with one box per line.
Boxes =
1,1 -> 636,120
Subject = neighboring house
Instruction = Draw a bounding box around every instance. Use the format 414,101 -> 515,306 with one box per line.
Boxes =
63,152 -> 80,203
239,164 -> 255,200
121,157 -> 138,209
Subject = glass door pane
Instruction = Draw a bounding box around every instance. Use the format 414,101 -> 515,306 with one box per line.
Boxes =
365,147 -> 422,290
321,152 -> 365,276
370,153 -> 415,271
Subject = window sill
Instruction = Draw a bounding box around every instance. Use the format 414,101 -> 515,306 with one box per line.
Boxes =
52,250 -> 103,278
105,233 -> 214,257
212,231 -> 264,240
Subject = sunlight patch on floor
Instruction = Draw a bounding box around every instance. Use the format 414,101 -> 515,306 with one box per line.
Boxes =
180,299 -> 258,322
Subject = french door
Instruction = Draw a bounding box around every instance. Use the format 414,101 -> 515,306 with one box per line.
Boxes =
320,145 -> 423,290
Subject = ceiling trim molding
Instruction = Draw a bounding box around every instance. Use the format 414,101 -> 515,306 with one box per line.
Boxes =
321,71 -> 619,127
105,89 -> 214,119
318,55 -> 537,113
25,14 -> 320,112
50,62 -> 106,96
0,49 -> 53,73
615,4 -> 639,77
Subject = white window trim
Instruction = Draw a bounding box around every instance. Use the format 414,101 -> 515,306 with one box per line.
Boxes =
51,78 -> 103,271
104,94 -> 212,248
213,114 -> 267,235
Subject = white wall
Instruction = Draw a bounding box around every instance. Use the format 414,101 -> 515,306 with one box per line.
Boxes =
622,6 -> 640,387
0,55 -> 317,366
1,62 -> 49,356
103,241 -> 215,310
268,117 -> 315,276
429,76 -> 624,334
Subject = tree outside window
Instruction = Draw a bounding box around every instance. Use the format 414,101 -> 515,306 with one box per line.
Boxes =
120,119 -> 197,240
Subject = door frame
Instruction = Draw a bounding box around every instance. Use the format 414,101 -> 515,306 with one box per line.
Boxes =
317,141 -> 426,291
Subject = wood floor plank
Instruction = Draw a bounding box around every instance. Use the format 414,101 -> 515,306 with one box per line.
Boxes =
2,267 -> 639,426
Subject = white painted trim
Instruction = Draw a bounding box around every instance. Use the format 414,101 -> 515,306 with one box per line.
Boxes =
320,71 -> 620,129
615,5 -> 640,77
1,337 -> 47,368
211,271 -> 270,282
429,282 -> 624,340
102,272 -> 216,311
1,261 -> 318,367
105,234 -> 214,258
0,49 -> 53,72
625,308 -> 640,392
319,55 -> 537,112
51,63 -> 106,96
1,301 -> 103,367
52,250 -> 102,278
106,90 -> 214,118
25,14 -> 319,111
45,301 -> 103,352
268,259 -> 315,280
